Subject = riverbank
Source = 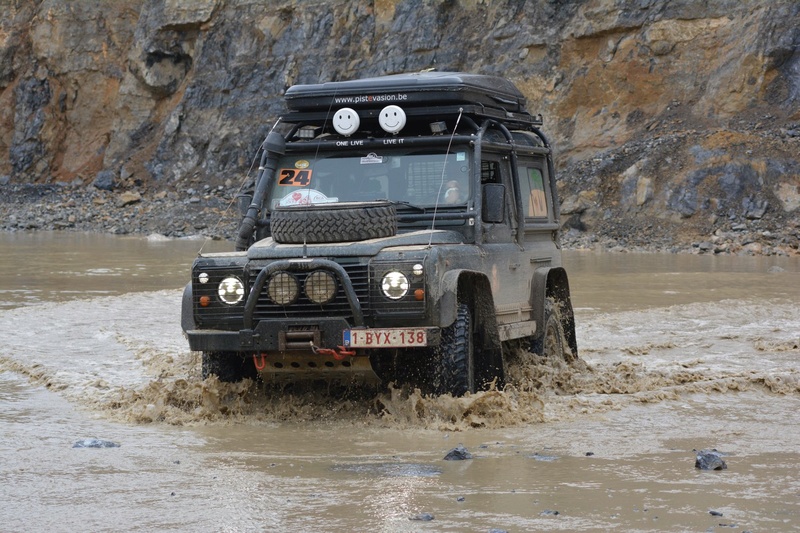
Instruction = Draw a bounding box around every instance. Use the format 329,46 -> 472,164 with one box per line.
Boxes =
0,182 -> 797,257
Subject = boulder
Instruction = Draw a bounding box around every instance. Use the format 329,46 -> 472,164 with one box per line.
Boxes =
695,449 -> 727,470
444,444 -> 472,461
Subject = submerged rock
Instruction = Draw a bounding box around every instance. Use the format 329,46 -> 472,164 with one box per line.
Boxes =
695,449 -> 727,470
530,452 -> 558,462
331,462 -> 441,478
444,444 -> 472,461
409,513 -> 434,521
73,438 -> 120,448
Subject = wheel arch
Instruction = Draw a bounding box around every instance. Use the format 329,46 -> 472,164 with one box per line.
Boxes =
439,269 -> 505,389
532,267 -> 578,357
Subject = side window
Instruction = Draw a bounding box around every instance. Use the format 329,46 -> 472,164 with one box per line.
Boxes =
481,156 -> 516,239
481,160 -> 501,184
518,163 -> 548,219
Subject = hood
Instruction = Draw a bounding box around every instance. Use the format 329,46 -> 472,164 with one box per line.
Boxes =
247,229 -> 465,260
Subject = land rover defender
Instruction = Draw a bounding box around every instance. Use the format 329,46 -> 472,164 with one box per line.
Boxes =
181,71 -> 577,396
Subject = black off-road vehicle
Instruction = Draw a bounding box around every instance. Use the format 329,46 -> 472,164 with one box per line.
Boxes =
181,72 -> 577,396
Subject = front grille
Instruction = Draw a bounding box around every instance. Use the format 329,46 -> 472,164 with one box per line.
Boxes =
248,262 -> 370,320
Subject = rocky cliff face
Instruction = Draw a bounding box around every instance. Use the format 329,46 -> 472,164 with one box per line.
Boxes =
1,0 -> 798,250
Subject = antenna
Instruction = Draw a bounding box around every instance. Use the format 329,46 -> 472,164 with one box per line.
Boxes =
428,108 -> 464,248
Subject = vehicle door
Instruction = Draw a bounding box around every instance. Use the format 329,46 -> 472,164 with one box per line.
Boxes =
480,152 -> 531,325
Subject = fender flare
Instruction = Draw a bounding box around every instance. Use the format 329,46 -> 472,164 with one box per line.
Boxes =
531,267 -> 578,356
438,269 -> 463,327
438,269 -> 504,388
438,269 -> 494,327
180,282 -> 195,333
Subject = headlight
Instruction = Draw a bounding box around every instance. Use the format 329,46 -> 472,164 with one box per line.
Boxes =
305,270 -> 337,304
381,271 -> 409,300
217,277 -> 244,305
267,272 -> 299,305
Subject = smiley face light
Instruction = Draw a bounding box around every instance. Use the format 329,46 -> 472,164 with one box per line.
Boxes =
378,105 -> 407,134
332,107 -> 360,136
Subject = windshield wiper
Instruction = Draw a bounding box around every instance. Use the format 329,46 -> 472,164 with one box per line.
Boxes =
387,200 -> 428,213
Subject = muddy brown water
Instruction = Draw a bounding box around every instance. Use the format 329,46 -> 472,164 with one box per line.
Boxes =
1,231 -> 798,532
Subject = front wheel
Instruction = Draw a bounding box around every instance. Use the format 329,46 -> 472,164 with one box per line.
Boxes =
202,352 -> 258,382
431,303 -> 475,396
532,297 -> 574,362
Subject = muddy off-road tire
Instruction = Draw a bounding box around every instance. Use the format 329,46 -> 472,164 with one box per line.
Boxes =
270,201 -> 397,244
532,297 -> 574,361
202,352 -> 258,382
431,302 -> 475,396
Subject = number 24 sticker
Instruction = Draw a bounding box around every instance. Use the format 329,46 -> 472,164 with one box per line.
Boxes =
278,168 -> 312,186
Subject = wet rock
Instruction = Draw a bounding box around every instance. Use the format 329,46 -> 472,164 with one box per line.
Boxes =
409,513 -> 434,521
695,449 -> 727,470
444,444 -> 472,461
710,510 -> 723,516
73,438 -> 120,448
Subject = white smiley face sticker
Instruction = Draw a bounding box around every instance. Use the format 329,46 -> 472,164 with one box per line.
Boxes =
332,107 -> 360,136
378,105 -> 406,134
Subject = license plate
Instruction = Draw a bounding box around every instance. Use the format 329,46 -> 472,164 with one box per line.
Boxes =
344,328 -> 428,348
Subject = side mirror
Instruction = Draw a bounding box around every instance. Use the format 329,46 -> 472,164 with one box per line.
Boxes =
482,183 -> 505,223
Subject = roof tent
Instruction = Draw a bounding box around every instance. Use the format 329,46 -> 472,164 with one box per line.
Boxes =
284,72 -> 528,114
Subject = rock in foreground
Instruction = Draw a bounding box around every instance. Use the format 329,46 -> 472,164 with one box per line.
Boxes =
695,449 -> 727,470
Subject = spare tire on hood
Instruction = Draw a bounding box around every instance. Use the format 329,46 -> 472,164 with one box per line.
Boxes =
270,201 -> 397,244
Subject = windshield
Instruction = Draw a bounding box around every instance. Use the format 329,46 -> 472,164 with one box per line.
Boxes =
267,148 -> 471,210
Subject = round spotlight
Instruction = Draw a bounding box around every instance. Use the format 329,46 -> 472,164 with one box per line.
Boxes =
378,105 -> 406,134
267,272 -> 299,305
305,270 -> 337,304
332,107 -> 360,136
217,277 -> 244,305
381,271 -> 409,300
